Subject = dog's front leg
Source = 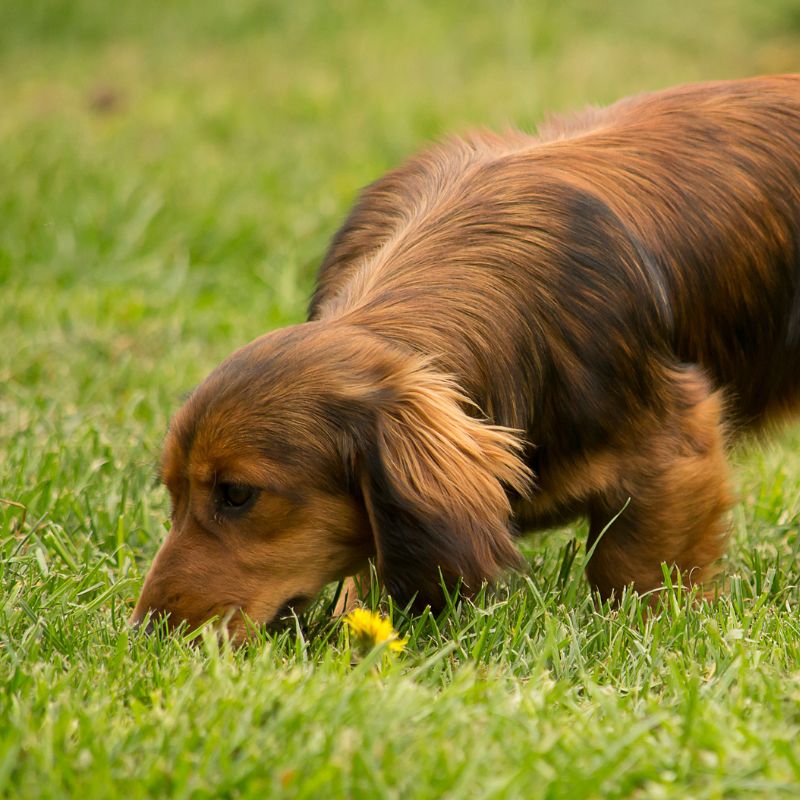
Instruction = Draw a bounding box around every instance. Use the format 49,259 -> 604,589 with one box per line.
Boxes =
584,366 -> 733,602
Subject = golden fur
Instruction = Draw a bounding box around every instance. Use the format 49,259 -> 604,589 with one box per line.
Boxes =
132,75 -> 800,638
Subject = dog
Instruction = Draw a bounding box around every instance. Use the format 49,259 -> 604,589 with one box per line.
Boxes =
131,75 -> 800,639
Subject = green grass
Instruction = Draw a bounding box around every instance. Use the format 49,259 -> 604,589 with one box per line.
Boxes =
2,1 -> 800,796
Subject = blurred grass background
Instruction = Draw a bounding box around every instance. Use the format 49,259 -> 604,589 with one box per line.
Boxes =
1,2 -> 800,797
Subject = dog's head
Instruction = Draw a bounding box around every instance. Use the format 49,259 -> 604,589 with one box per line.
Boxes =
130,323 -> 530,639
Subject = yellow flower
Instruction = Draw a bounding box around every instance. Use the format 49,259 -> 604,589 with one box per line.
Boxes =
344,608 -> 407,653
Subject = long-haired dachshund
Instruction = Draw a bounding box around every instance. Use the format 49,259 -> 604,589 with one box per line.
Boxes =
131,75 -> 800,639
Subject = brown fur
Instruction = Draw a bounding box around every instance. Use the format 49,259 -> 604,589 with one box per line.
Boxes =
132,76 -> 800,638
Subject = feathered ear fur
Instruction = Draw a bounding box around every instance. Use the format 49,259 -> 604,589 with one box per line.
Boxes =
353,358 -> 531,611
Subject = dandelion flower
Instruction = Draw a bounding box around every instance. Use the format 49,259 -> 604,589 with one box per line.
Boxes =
344,608 -> 407,653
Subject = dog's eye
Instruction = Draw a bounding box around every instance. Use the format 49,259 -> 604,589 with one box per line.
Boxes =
217,483 -> 257,510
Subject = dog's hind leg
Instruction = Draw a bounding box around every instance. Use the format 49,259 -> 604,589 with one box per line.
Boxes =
584,367 -> 734,602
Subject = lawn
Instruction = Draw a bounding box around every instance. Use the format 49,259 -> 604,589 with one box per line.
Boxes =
2,1 -> 800,797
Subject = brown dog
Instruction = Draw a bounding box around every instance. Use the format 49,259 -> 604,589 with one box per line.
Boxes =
131,76 -> 800,639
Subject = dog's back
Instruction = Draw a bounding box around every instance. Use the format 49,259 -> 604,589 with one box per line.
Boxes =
312,76 -> 800,430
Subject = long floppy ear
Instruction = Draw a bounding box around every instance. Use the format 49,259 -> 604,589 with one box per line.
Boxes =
355,359 -> 532,611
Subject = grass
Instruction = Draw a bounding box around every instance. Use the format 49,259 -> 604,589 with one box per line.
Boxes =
1,0 -> 800,796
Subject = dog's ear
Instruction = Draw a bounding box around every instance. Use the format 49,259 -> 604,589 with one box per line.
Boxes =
352,360 -> 531,611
